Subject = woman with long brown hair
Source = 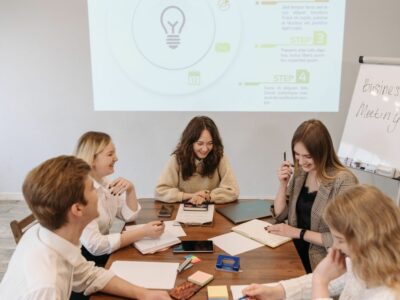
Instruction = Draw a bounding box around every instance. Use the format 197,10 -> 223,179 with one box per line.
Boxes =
267,119 -> 358,272
155,116 -> 239,204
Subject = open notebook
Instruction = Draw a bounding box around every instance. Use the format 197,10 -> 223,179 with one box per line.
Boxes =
231,219 -> 291,248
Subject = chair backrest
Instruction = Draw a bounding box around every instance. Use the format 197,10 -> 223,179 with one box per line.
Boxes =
10,213 -> 37,244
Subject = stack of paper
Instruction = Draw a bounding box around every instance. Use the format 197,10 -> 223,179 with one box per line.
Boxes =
125,222 -> 184,254
125,221 -> 187,238
188,271 -> 214,287
207,285 -> 228,300
133,230 -> 181,254
232,219 -> 291,248
175,204 -> 214,225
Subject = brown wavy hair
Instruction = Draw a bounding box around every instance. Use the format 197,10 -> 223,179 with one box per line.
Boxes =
22,155 -> 91,230
291,119 -> 345,182
324,185 -> 400,292
173,116 -> 223,180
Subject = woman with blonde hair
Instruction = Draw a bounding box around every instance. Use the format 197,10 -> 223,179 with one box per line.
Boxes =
242,185 -> 400,299
267,119 -> 358,272
75,131 -> 164,266
155,116 -> 239,204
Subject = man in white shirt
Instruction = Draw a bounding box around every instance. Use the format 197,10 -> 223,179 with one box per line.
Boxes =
0,155 -> 171,300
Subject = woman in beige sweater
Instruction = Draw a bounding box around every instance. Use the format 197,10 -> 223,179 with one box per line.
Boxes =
155,116 -> 239,204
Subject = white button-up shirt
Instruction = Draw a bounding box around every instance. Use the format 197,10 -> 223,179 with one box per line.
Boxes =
80,177 -> 141,255
0,224 -> 114,299
281,258 -> 397,300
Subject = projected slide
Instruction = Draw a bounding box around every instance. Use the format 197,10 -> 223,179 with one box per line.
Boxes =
88,0 -> 345,111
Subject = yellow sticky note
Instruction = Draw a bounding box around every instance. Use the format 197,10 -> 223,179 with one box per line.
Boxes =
207,285 -> 228,300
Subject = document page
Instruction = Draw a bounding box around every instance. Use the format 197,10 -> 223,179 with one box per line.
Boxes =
110,261 -> 179,289
231,283 -> 280,300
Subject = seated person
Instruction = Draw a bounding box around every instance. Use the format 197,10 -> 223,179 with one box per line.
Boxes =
268,119 -> 357,272
242,185 -> 400,299
0,155 -> 170,300
155,116 -> 239,204
75,131 -> 164,267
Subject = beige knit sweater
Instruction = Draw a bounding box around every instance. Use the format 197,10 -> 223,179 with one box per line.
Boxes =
155,154 -> 239,204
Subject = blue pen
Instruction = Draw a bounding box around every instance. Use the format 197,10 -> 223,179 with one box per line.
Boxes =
238,296 -> 248,300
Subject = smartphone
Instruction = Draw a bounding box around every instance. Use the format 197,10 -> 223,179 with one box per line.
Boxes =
158,204 -> 174,218
173,240 -> 214,253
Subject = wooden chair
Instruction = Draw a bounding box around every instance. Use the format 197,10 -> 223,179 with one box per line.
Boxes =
10,213 -> 37,244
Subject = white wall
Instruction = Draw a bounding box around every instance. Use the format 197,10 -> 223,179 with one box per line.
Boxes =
1,0 -> 400,200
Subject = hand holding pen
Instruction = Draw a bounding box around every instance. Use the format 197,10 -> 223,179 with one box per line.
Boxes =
241,283 -> 285,299
142,220 -> 165,238
277,151 -> 294,184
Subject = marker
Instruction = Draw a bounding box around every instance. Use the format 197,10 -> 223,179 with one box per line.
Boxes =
177,257 -> 192,273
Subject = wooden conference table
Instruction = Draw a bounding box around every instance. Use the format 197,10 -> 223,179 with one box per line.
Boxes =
91,199 -> 305,300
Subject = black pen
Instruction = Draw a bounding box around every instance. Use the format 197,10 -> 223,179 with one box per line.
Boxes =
283,151 -> 294,167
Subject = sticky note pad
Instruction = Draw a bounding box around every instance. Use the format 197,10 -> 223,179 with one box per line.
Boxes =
184,254 -> 201,263
207,285 -> 228,300
187,270 -> 214,287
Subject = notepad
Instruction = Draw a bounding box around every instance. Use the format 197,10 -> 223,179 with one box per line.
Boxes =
188,271 -> 214,287
207,285 -> 228,300
175,204 -> 214,225
125,221 -> 187,238
232,219 -> 291,248
133,230 -> 181,254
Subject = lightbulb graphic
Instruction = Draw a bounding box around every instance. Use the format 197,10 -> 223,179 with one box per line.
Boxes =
160,6 -> 186,49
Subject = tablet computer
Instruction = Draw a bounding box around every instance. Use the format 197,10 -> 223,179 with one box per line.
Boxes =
173,240 -> 214,253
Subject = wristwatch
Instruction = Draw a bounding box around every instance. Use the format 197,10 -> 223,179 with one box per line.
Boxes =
299,229 -> 307,240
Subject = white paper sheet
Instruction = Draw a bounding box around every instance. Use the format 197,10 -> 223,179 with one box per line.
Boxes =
209,232 -> 263,256
231,283 -> 280,300
110,261 -> 179,289
230,285 -> 248,300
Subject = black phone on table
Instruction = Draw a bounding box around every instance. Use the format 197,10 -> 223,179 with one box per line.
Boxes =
173,240 -> 214,253
158,204 -> 174,217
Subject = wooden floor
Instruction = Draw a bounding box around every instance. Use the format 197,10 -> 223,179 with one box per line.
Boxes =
0,200 -> 31,281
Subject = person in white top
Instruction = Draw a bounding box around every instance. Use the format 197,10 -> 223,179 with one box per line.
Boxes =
75,131 -> 165,266
0,155 -> 171,299
241,185 -> 400,300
